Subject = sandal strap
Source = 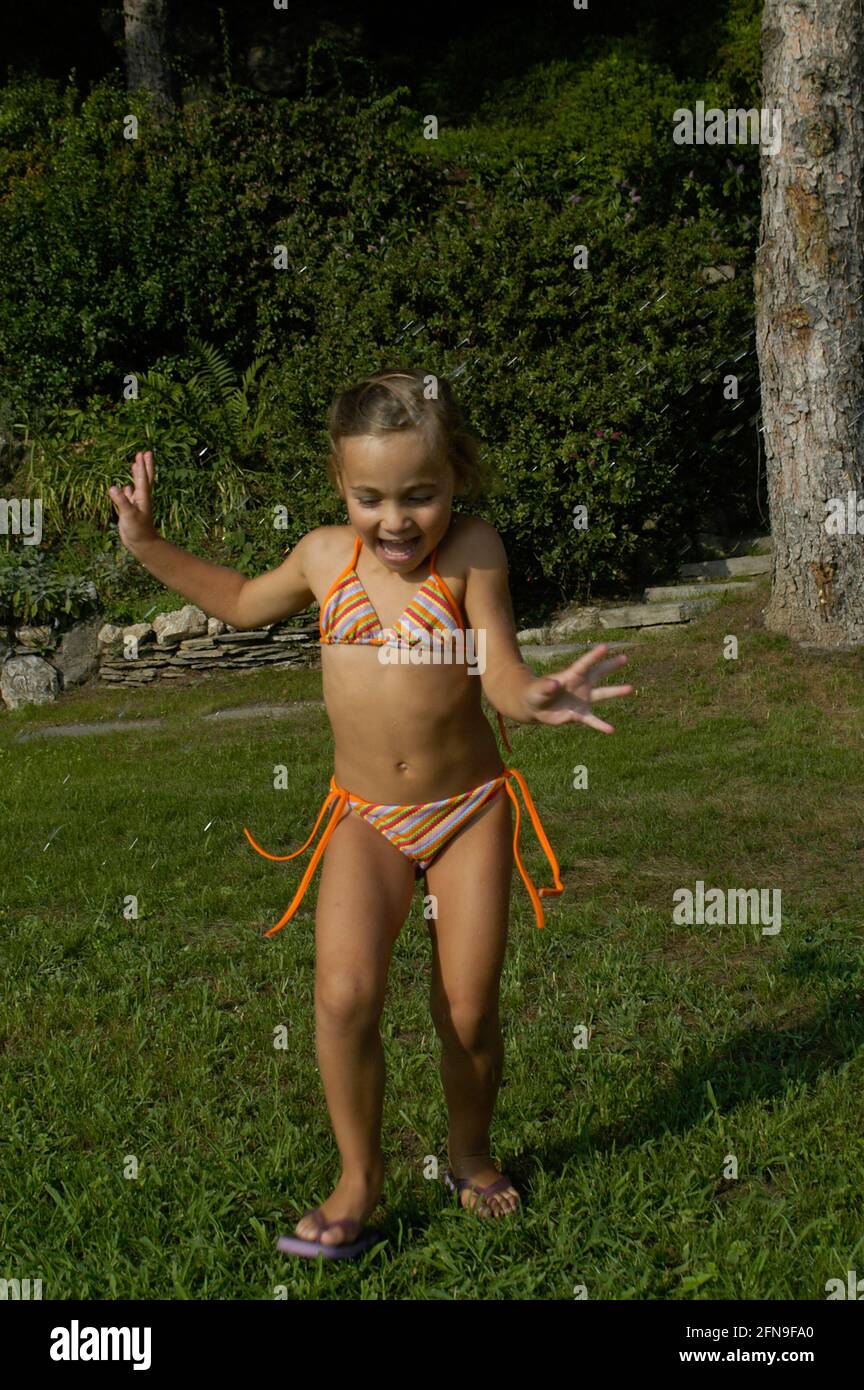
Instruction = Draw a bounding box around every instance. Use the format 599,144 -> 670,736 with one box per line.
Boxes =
301,1207 -> 363,1236
452,1173 -> 516,1199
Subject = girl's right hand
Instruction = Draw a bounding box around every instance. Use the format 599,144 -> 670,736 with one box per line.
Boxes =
109,450 -> 160,551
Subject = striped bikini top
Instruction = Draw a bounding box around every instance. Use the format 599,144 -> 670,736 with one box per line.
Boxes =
319,534 -> 463,647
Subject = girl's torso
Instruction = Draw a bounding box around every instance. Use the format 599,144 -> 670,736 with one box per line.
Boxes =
302,514 -> 506,803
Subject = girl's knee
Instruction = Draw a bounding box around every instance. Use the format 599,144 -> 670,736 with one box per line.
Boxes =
316,973 -> 384,1030
432,999 -> 500,1052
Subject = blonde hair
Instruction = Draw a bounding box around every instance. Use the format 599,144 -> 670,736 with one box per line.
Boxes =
324,368 -> 494,503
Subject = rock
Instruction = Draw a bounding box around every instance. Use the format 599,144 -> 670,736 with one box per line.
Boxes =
1,654 -> 60,709
679,555 -> 771,579
152,605 -> 208,645
208,617 -> 227,636
597,599 -> 719,628
516,627 -> 548,643
98,623 -> 124,647
701,265 -> 736,283
549,610 -> 601,638
122,622 -> 156,644
644,581 -> 757,602
696,532 -> 772,558
54,616 -> 103,687
211,629 -> 275,645
14,625 -> 56,651
519,640 -> 633,660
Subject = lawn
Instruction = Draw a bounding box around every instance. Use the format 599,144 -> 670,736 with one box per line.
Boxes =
2,577 -> 863,1299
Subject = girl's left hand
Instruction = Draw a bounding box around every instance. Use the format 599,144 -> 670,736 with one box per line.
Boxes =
524,643 -> 634,734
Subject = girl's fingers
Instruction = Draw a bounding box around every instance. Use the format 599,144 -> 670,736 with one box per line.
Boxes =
590,684 -> 635,702
572,712 -> 615,734
136,451 -> 154,492
567,654 -> 628,683
541,706 -> 614,734
592,656 -> 629,681
575,643 -> 614,672
111,449 -> 155,508
552,650 -> 626,684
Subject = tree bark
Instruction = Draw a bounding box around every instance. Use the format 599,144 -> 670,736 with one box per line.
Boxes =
756,0 -> 864,644
123,0 -> 173,113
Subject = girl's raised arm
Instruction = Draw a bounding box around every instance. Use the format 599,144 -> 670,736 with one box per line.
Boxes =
109,450 -> 314,629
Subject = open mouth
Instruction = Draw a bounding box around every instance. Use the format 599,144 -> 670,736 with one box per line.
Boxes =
378,537 -> 420,562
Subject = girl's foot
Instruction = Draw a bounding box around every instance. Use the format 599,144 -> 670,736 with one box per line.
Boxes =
447,1149 -> 520,1216
294,1160 -> 385,1247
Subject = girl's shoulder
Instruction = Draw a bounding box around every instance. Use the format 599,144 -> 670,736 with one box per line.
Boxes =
292,525 -> 354,590
446,515 -> 507,567
436,517 -> 508,599
452,515 -> 503,545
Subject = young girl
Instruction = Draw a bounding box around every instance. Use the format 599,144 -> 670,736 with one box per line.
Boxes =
109,369 -> 633,1261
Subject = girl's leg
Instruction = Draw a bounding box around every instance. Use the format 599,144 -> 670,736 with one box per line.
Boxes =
294,807 -> 416,1245
423,787 -> 518,1216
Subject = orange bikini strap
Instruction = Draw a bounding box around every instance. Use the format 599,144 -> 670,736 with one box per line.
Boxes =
427,543 -> 464,632
318,535 -> 364,641
244,765 -> 564,936
242,779 -> 349,937
503,767 -> 565,929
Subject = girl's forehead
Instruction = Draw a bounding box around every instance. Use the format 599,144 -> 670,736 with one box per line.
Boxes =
342,429 -> 427,462
340,435 -> 449,484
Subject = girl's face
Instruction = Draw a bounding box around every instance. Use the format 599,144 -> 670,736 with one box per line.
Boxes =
335,430 -> 456,572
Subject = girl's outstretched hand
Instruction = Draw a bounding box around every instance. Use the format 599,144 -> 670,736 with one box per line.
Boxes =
109,450 -> 160,551
524,643 -> 634,734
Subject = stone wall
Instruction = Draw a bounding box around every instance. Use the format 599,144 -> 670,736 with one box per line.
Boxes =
0,605 -> 320,709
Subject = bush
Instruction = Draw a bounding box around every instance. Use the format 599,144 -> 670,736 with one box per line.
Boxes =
0,24 -> 763,626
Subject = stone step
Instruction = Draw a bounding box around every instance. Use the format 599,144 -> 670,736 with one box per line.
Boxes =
695,532 -> 772,557
519,640 -> 634,660
679,554 -> 771,579
644,580 -> 758,602
202,701 -> 325,721
595,598 -> 720,628
518,595 -> 721,644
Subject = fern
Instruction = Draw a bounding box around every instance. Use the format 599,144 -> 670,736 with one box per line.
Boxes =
187,336 -> 237,399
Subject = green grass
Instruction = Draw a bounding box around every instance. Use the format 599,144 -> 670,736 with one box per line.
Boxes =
2,580 -> 863,1299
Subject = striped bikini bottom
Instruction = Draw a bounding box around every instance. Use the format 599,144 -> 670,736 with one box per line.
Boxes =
243,766 -> 564,938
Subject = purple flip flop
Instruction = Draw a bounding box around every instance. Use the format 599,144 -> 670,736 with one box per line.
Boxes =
276,1208 -> 385,1261
444,1168 -> 521,1214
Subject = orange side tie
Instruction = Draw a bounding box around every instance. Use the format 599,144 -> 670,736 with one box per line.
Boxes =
243,779 -> 349,937
503,767 -> 565,929
244,761 -> 564,937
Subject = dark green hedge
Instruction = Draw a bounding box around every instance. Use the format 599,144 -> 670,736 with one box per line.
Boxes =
0,25 -> 762,628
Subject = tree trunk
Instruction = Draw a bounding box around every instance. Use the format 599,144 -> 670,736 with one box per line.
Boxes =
123,0 -> 173,113
756,0 -> 864,644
